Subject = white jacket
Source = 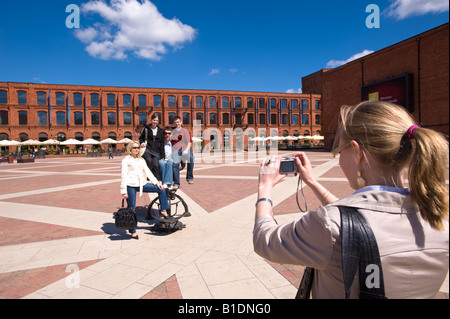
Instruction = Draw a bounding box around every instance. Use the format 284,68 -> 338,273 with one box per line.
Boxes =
120,155 -> 159,196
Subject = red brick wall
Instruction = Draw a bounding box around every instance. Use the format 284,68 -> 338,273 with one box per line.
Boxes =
0,83 -> 322,149
302,23 -> 449,149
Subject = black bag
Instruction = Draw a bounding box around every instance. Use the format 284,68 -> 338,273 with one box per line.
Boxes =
114,199 -> 137,230
295,206 -> 387,299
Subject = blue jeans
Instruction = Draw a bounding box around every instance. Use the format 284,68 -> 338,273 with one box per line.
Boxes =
158,159 -> 173,185
173,149 -> 194,186
126,183 -> 170,233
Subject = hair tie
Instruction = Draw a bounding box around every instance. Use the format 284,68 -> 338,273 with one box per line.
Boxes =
405,125 -> 420,139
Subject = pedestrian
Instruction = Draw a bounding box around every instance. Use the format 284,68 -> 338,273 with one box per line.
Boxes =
265,140 -> 270,155
253,101 -> 449,298
120,141 -> 170,239
139,114 -> 164,181
171,116 -> 194,187
108,147 -> 113,159
159,126 -> 174,187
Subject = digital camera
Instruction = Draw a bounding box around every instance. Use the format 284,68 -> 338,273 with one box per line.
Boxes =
279,156 -> 298,174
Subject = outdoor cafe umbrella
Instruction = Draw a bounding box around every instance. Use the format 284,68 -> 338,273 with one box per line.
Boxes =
81,138 -> 101,145
20,139 -> 42,146
40,139 -> 60,145
117,138 -> 133,144
100,138 -> 118,144
0,140 -> 21,146
60,139 -> 83,145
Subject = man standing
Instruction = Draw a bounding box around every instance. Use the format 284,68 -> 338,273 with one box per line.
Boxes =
171,116 -> 194,188
138,114 -> 164,181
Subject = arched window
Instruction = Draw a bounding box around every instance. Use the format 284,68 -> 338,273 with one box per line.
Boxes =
123,94 -> 131,106
56,92 -> 65,106
168,95 -> 176,107
56,111 -> 66,125
75,132 -> 84,141
123,112 -> 132,125
38,111 -> 48,125
153,95 -> 161,107
38,132 -> 48,142
19,133 -> 29,142
37,91 -> 47,105
18,111 -> 28,125
92,132 -> 100,141
107,94 -> 115,107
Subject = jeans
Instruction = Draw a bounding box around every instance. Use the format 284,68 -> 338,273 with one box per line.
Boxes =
126,183 -> 170,233
173,148 -> 194,186
158,159 -> 173,185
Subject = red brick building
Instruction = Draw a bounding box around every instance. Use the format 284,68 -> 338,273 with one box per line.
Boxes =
0,82 -> 321,150
302,23 -> 449,149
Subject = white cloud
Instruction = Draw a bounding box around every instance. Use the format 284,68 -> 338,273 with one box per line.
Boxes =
229,68 -> 238,74
384,0 -> 449,20
286,88 -> 302,93
326,49 -> 374,68
74,0 -> 197,61
208,68 -> 220,75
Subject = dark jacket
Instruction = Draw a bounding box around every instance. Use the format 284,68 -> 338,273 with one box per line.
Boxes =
138,125 -> 164,158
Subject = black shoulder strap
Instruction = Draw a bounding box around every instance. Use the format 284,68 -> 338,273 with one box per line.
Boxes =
339,206 -> 387,299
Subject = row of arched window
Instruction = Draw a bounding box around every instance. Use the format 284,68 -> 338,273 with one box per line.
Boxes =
0,109 -> 320,126
0,90 -> 320,110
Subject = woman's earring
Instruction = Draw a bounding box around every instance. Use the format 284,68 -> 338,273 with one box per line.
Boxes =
357,171 -> 367,189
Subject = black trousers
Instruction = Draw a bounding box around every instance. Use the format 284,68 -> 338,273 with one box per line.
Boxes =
142,149 -> 162,181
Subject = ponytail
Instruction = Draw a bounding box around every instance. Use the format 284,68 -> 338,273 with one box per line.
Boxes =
336,101 -> 449,231
408,128 -> 449,231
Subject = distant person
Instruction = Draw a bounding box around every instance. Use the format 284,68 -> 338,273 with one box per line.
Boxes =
139,114 -> 164,181
254,101 -> 449,298
120,141 -> 170,239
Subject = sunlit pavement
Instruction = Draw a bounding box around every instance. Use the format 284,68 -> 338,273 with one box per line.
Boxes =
0,150 -> 448,299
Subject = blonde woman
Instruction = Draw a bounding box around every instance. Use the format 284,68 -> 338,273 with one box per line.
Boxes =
120,141 -> 169,239
254,101 -> 449,298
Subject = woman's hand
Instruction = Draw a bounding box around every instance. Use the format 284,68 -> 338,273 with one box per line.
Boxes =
258,155 -> 286,190
156,181 -> 164,190
293,152 -> 316,186
122,194 -> 128,200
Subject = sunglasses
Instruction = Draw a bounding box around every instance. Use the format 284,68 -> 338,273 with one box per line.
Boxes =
332,142 -> 352,157
132,147 -> 140,150
164,132 -> 171,135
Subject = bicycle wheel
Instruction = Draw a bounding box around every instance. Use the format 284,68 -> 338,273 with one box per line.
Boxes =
148,192 -> 189,219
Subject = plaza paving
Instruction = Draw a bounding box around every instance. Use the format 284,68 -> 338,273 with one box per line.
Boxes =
0,150 -> 448,299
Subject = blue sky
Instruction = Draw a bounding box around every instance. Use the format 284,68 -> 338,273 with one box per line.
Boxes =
0,0 -> 448,93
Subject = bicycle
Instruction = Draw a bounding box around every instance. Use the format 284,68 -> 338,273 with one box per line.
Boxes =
147,188 -> 191,232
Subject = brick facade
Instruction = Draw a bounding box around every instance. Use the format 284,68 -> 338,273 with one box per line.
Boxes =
0,83 -> 321,150
302,23 -> 449,149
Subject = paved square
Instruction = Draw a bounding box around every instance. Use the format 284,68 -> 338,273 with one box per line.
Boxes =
0,150 -> 448,299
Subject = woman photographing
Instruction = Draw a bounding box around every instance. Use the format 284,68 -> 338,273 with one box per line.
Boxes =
254,101 -> 449,298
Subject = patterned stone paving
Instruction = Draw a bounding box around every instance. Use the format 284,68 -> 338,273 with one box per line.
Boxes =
0,150 -> 447,299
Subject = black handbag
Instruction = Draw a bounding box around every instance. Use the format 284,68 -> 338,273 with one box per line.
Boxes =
296,206 -> 387,299
114,199 -> 138,230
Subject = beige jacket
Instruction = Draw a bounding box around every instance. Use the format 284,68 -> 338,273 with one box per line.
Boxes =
253,189 -> 449,299
120,155 -> 158,196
